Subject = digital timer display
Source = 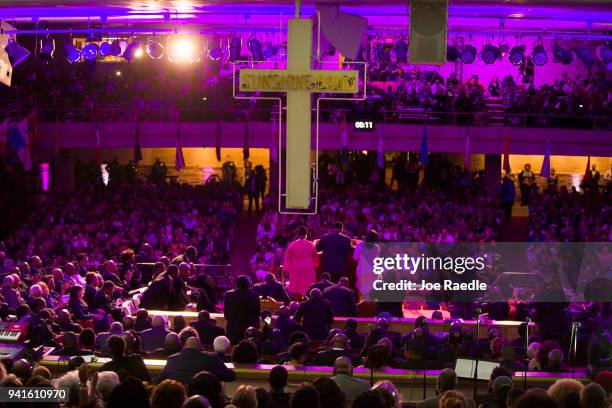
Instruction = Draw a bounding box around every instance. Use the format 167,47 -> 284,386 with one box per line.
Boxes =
353,120 -> 375,131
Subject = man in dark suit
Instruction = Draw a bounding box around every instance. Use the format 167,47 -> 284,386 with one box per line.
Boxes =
323,277 -> 357,317
155,337 -> 236,384
139,264 -> 175,310
293,288 -> 333,340
91,281 -> 115,314
342,319 -> 365,350
83,272 -> 98,308
140,315 -> 171,352
223,275 -> 260,344
274,306 -> 303,344
253,273 -> 290,305
172,246 -> 198,265
189,310 -> 225,345
307,273 -> 336,296
416,368 -> 476,408
314,333 -> 360,367
315,222 -> 353,282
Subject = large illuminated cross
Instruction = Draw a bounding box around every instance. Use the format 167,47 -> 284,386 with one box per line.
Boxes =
237,15 -> 361,209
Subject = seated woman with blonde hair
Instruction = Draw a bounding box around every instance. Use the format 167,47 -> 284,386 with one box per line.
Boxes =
440,390 -> 466,408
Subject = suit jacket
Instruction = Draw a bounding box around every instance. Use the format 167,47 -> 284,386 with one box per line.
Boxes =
316,232 -> 352,277
139,274 -> 173,310
314,349 -> 361,367
275,316 -> 303,344
156,348 -> 236,384
417,395 -> 475,408
189,321 -> 225,345
293,298 -> 333,340
307,280 -> 335,296
91,291 -> 113,313
323,285 -> 357,317
84,285 -> 98,307
223,288 -> 260,344
140,326 -> 172,352
331,374 -> 370,406
98,354 -> 151,382
253,281 -> 290,305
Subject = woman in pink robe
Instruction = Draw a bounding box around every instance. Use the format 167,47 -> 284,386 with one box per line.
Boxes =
284,226 -> 318,297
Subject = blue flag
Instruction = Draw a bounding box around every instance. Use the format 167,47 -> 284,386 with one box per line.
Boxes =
419,123 -> 428,165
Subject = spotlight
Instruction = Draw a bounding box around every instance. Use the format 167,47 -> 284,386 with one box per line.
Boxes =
123,41 -> 142,62
461,45 -> 477,64
262,42 -> 278,59
228,37 -> 242,63
99,41 -> 112,57
596,45 -> 612,62
532,44 -> 547,66
5,39 -> 31,67
576,47 -> 595,68
208,44 -> 223,61
481,44 -> 500,64
394,39 -> 408,64
509,45 -> 525,65
110,40 -> 122,56
82,42 -> 99,61
553,45 -> 573,65
40,37 -> 55,60
168,38 -> 198,63
147,41 -> 164,59
64,39 -> 81,63
446,45 -> 459,62
248,38 -> 264,62
499,43 -> 509,57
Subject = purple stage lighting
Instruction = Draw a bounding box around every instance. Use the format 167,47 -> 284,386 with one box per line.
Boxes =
147,41 -> 164,59
123,41 -> 142,62
5,39 -> 31,67
208,44 -> 223,61
82,42 -> 99,61
532,44 -> 547,66
553,44 -> 573,65
509,45 -> 525,65
110,40 -> 122,56
248,38 -> 264,62
40,37 -> 55,60
446,45 -> 459,62
64,39 -> 81,63
481,44 -> 500,64
461,45 -> 477,64
99,41 -> 112,56
575,47 -> 595,68
228,37 -> 242,63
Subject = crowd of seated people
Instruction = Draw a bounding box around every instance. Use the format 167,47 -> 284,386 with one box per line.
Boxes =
2,56 -> 610,127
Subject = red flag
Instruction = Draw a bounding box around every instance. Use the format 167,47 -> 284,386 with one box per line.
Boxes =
53,114 -> 61,155
94,121 -> 101,163
175,121 -> 185,170
215,113 -> 222,162
502,128 -> 510,174
583,156 -> 592,183
133,119 -> 143,164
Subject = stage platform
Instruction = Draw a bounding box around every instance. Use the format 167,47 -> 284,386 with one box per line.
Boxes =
143,310 -> 533,340
40,355 -> 589,403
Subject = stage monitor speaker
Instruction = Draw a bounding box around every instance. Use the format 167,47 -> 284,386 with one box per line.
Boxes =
409,0 -> 448,65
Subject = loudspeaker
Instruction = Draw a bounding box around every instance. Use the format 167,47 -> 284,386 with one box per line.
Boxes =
0,21 -> 14,87
409,0 -> 448,64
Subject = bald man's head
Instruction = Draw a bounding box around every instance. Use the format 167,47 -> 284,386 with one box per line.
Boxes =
184,336 -> 202,350
334,356 -> 353,376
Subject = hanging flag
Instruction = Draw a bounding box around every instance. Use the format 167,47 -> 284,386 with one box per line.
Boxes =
94,121 -> 101,163
377,122 -> 385,169
540,139 -> 551,179
464,126 -> 470,170
8,117 -> 31,170
243,113 -> 250,161
175,121 -> 185,171
215,113 -> 222,162
0,118 -> 9,158
26,110 -> 38,164
270,113 -> 278,163
133,119 -> 143,164
419,122 -> 429,165
53,114 -> 61,155
583,156 -> 591,183
502,127 -> 511,174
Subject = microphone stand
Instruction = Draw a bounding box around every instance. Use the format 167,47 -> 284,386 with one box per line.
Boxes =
523,317 -> 530,389
473,308 -> 482,400
569,322 -> 580,379
422,321 -> 428,400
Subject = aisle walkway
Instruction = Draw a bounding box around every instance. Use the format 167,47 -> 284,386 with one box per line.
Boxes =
500,204 -> 529,242
229,211 -> 260,277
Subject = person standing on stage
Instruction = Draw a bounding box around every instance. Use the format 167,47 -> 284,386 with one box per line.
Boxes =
353,230 -> 381,301
518,163 -> 535,205
316,222 -> 354,282
284,226 -> 318,298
